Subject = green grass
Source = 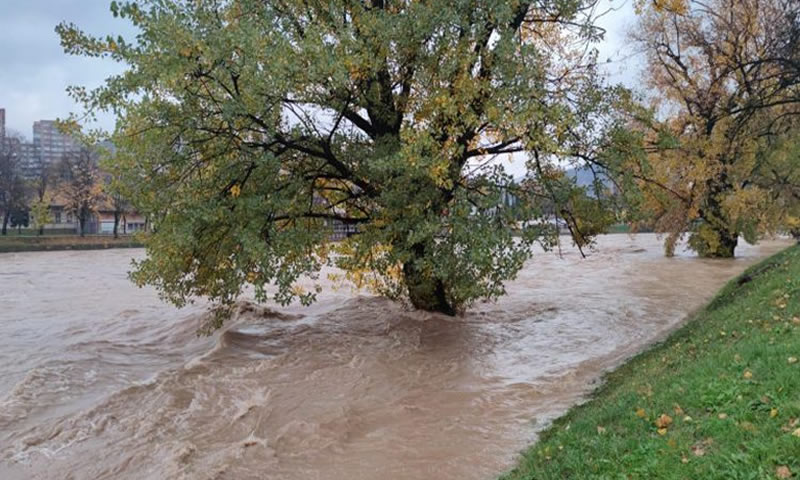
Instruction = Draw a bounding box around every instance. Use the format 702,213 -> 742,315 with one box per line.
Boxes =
0,234 -> 143,252
503,245 -> 800,480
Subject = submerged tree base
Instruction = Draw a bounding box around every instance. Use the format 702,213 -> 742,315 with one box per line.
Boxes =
689,225 -> 739,258
403,263 -> 457,316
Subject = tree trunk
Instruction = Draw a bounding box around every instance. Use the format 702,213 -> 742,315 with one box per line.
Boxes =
402,244 -> 456,315
696,178 -> 737,258
113,210 -> 120,239
79,215 -> 86,237
1,211 -> 8,235
715,229 -> 738,258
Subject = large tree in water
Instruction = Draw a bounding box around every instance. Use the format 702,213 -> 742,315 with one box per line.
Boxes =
630,0 -> 800,257
58,0 -> 624,323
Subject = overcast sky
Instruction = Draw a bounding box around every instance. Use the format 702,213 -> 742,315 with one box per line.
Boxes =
0,0 -> 642,140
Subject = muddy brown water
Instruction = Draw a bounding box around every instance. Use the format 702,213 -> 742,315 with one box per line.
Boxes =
0,234 -> 791,480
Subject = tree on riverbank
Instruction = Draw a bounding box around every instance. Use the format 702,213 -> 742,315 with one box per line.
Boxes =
58,148 -> 102,237
29,162 -> 57,235
0,134 -> 28,236
58,0 -> 630,319
757,132 -> 800,241
630,0 -> 800,257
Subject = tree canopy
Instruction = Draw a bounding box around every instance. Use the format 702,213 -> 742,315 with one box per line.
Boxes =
629,0 -> 800,257
59,0 -> 631,321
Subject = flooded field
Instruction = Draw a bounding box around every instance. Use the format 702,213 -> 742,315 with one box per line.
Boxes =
0,234 -> 790,479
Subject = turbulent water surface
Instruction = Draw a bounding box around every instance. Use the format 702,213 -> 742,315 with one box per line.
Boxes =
0,234 -> 791,479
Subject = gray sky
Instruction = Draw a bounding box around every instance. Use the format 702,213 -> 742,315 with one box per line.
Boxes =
0,0 -> 641,140
0,1 -> 134,138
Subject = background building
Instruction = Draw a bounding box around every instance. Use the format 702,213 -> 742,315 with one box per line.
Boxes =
17,142 -> 41,177
33,120 -> 82,168
0,110 -> 85,179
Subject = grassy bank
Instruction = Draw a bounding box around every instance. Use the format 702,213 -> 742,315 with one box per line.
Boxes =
0,235 -> 143,253
503,245 -> 800,480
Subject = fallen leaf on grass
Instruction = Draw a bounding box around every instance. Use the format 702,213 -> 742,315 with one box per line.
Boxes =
743,370 -> 753,379
771,408 -> 779,418
776,465 -> 792,479
788,357 -> 798,365
783,419 -> 799,432
655,414 -> 673,429
635,408 -> 646,418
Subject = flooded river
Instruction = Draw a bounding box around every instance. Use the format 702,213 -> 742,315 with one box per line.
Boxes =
0,234 -> 791,479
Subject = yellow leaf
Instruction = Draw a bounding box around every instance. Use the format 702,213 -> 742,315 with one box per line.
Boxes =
657,428 -> 668,436
743,370 -> 753,379
771,409 -> 779,418
635,408 -> 647,418
788,357 -> 798,365
793,427 -> 800,438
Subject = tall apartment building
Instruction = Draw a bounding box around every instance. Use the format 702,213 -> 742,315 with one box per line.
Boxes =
17,143 -> 42,177
33,120 -> 82,167
0,111 -> 86,178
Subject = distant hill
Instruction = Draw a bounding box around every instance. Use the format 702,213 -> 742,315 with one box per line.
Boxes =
566,166 -> 614,189
513,166 -> 615,191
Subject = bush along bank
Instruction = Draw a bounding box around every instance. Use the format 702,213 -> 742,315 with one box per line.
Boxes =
503,245 -> 800,480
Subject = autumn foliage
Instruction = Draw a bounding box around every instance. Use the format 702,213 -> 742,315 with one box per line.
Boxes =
629,0 -> 800,257
58,0 -> 625,318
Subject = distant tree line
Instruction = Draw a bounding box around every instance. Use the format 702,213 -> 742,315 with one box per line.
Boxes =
0,138 -> 129,237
